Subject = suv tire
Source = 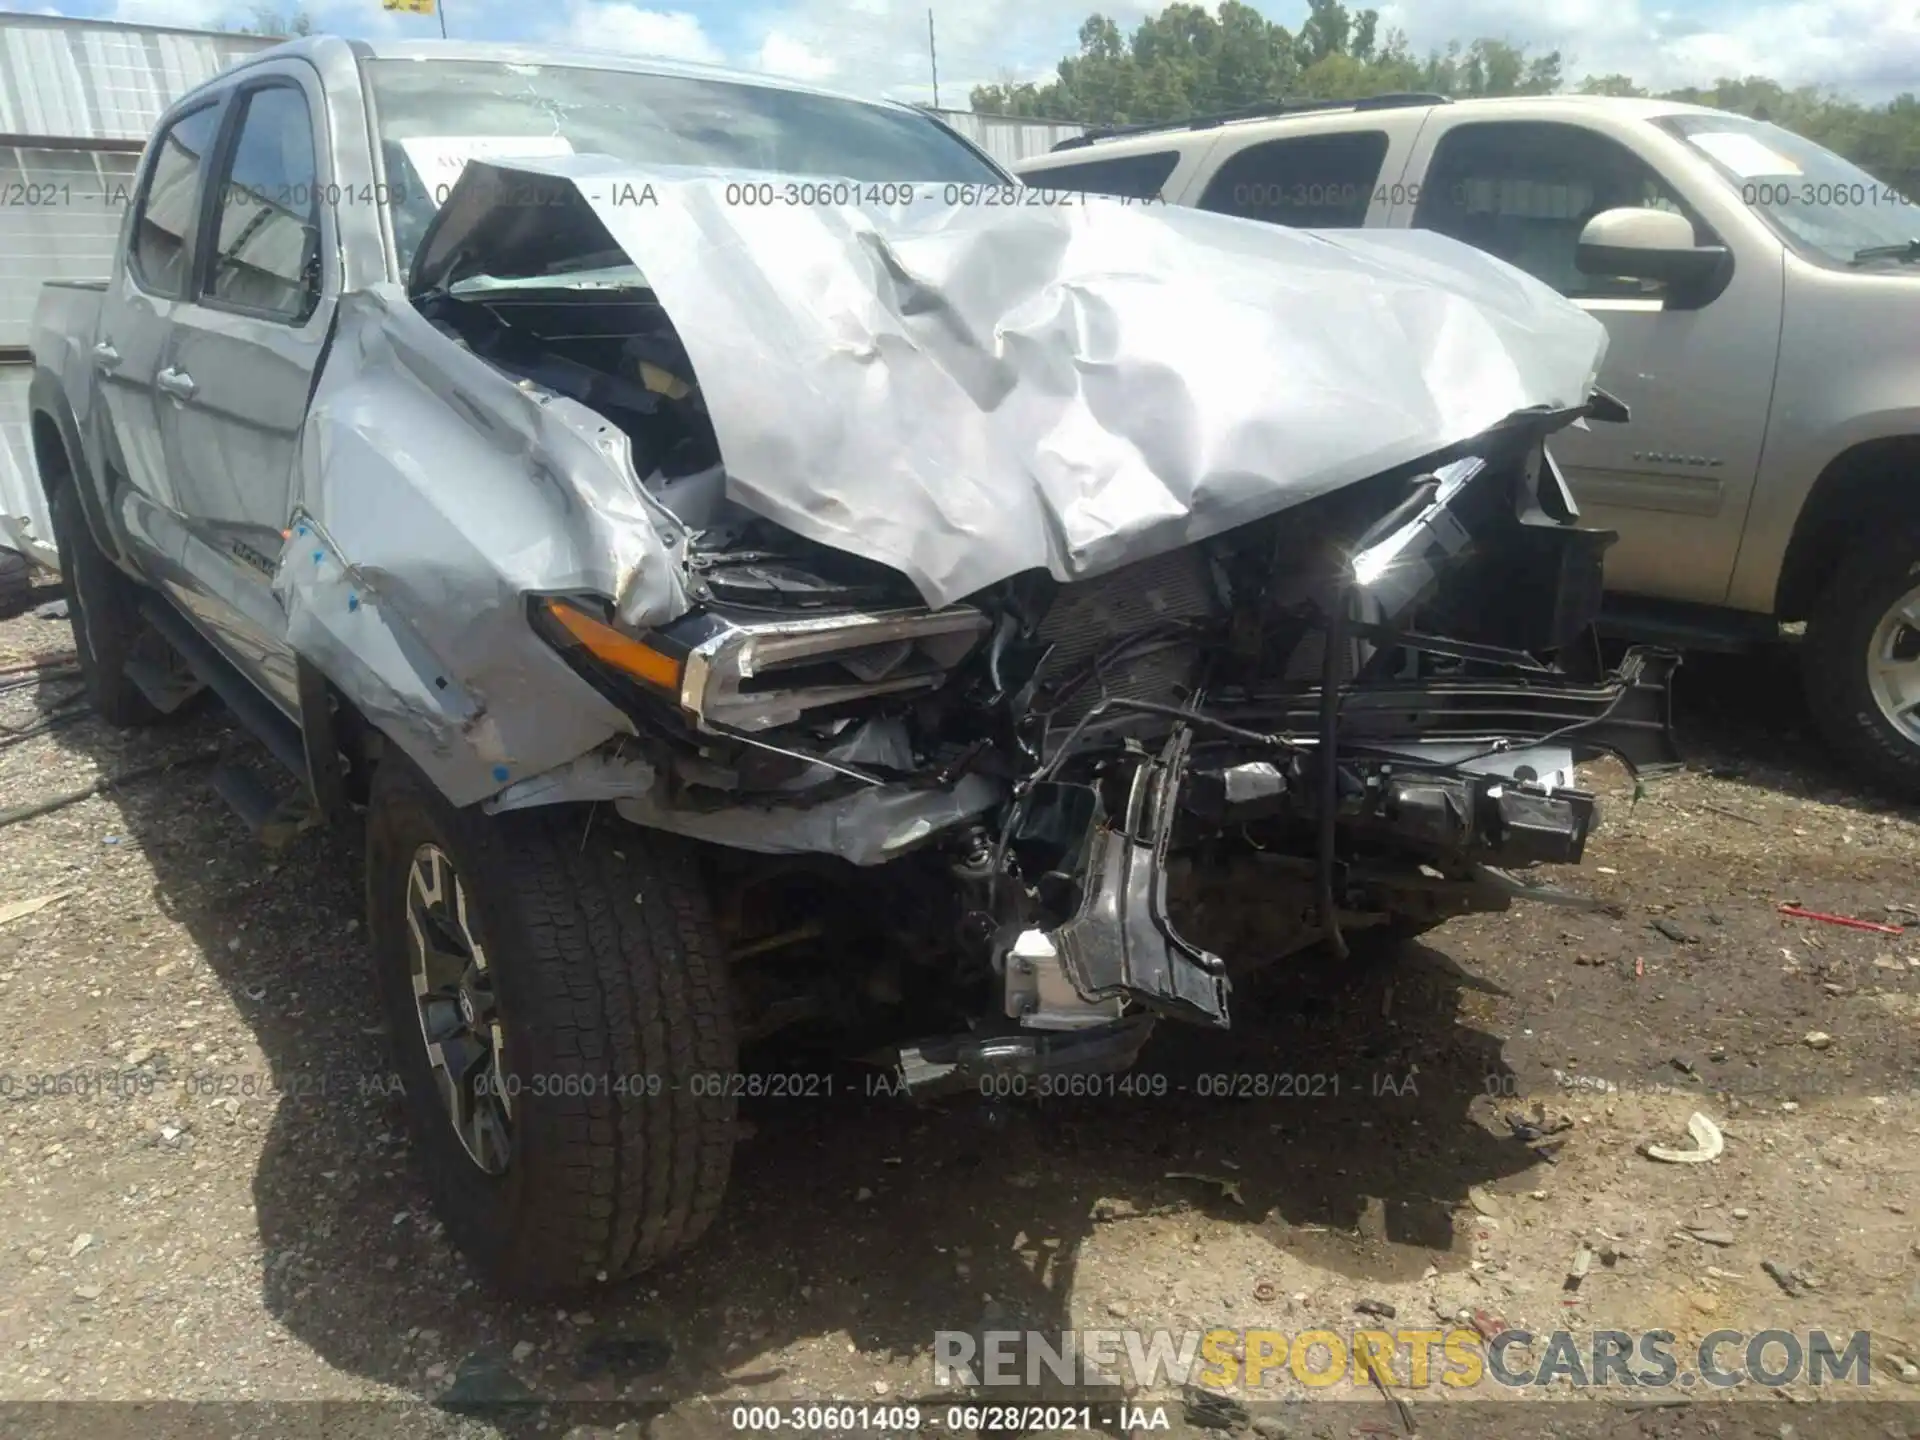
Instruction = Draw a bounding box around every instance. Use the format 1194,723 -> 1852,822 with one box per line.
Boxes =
49,479 -> 162,727
367,758 -> 738,1298
1804,528 -> 1920,800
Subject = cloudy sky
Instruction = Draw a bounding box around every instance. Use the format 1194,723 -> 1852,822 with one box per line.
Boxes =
20,0 -> 1920,106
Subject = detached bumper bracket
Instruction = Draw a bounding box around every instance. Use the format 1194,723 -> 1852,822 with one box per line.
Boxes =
893,1017 -> 1157,1099
1052,728 -> 1233,1028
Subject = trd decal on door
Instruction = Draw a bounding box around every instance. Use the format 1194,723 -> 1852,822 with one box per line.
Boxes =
230,538 -> 277,575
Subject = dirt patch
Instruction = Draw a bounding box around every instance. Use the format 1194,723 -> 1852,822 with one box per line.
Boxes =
2,585 -> 1919,1437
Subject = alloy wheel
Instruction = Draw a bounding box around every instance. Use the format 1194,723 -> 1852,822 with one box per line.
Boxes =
405,843 -> 513,1175
1866,581 -> 1920,746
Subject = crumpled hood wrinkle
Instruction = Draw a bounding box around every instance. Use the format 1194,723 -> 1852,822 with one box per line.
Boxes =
422,156 -> 1610,609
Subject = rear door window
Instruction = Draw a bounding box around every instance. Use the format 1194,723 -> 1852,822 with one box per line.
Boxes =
1198,131 -> 1388,227
130,103 -> 224,297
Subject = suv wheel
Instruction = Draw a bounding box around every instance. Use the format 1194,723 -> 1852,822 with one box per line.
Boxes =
49,480 -> 162,727
367,758 -> 738,1298
1804,528 -> 1920,799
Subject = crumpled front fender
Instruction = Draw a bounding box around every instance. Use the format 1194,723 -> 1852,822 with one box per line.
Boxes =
275,285 -> 692,807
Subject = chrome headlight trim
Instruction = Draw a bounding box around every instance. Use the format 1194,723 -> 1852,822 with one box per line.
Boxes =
681,607 -> 991,733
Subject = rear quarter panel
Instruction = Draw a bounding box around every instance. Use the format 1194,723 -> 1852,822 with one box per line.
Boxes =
19,282 -> 111,570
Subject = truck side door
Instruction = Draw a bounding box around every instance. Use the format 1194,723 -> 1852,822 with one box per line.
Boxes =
90,97 -> 226,551
153,64 -> 334,713
1398,117 -> 1785,606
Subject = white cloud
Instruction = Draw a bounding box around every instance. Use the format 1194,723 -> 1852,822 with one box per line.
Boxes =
56,0 -> 1920,108
753,30 -> 836,82
94,0 -> 405,39
544,0 -> 723,62
721,0 -> 1918,108
725,0 -> 1165,107
106,0 -> 236,27
1378,0 -> 1920,99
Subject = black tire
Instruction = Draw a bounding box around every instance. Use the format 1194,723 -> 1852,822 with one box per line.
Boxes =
1803,527 -> 1920,800
48,478 -> 161,727
0,547 -> 31,612
366,758 -> 738,1298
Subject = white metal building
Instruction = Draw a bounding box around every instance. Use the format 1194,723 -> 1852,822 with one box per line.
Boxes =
0,14 -> 273,568
928,108 -> 1087,167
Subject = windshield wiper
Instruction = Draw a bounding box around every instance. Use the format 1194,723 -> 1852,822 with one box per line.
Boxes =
1850,239 -> 1920,264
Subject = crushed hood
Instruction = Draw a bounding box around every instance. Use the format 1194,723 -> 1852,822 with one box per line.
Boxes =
413,156 -> 1609,610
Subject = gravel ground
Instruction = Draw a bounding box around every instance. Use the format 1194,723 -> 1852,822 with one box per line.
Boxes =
2,579 -> 1919,1440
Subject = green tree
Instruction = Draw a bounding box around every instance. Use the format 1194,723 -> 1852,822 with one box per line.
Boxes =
972,1 -> 1557,124
1296,0 -> 1352,66
970,2 -> 1920,197
238,6 -> 315,36
1578,74 -> 1649,97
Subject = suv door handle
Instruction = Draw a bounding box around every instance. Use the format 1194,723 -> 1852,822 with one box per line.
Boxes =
91,341 -> 121,371
156,366 -> 197,401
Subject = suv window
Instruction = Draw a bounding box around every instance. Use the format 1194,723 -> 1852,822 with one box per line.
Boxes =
1198,131 -> 1388,227
1029,150 -> 1179,200
203,85 -> 323,322
1414,121 -> 1694,300
130,103 -> 223,297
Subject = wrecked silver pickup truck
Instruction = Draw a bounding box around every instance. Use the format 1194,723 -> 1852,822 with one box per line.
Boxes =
29,39 -> 1676,1297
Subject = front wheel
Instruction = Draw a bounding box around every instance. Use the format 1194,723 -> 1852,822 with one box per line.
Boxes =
1804,529 -> 1920,800
366,758 -> 738,1298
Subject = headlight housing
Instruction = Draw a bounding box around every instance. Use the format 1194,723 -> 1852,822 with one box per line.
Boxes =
683,608 -> 990,731
537,597 -> 989,733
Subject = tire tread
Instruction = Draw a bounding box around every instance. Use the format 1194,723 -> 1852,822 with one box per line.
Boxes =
1803,525 -> 1920,801
369,764 -> 736,1297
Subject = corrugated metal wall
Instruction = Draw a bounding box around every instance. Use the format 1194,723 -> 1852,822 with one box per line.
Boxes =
0,16 -> 272,567
0,17 -> 272,144
929,109 -> 1086,168
0,149 -> 143,342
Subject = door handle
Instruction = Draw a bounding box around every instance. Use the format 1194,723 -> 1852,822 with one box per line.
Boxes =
156,366 -> 197,401
91,341 -> 121,371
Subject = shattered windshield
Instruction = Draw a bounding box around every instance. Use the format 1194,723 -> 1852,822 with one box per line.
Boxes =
364,59 -> 1002,276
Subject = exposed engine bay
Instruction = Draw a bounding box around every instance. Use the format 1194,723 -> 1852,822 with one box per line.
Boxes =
412,260 -> 1678,1096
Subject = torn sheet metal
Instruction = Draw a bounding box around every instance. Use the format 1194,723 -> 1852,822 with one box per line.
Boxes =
483,718 -> 988,863
484,745 -> 660,812
481,716 -> 913,814
279,286 -> 693,807
415,157 -> 1610,609
614,772 -> 1004,867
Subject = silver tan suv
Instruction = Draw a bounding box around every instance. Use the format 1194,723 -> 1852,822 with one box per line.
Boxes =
1018,94 -> 1920,795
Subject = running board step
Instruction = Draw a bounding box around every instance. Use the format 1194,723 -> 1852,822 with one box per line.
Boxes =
122,646 -> 203,715
135,595 -> 307,777
208,762 -> 317,850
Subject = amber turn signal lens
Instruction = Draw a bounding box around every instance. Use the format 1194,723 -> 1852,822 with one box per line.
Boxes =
542,599 -> 683,693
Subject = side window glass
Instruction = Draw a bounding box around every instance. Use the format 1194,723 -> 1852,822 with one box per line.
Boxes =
1197,132 -> 1388,228
204,86 -> 323,322
130,105 -> 223,298
1413,122 -> 1695,300
1028,150 -> 1179,200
